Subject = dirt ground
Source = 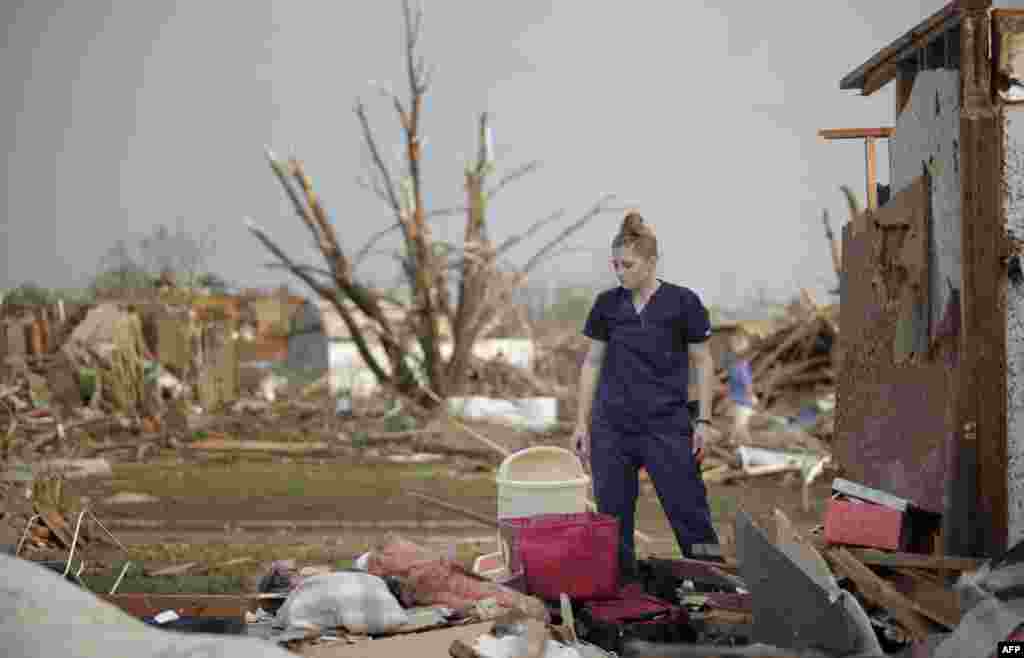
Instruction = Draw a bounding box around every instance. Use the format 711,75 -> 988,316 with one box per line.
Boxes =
62,430 -> 834,572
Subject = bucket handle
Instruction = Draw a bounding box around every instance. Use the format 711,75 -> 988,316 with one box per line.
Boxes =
497,447 -> 587,481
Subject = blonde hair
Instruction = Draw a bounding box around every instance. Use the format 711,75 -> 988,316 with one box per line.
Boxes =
611,212 -> 658,260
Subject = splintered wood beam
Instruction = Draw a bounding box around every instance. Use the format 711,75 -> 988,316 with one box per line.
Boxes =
818,128 -> 895,140
826,548 -> 936,642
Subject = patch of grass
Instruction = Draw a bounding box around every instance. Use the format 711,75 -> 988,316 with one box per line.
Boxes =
85,541 -> 372,594
284,479 -> 307,497
350,431 -> 369,449
110,461 -> 497,500
82,539 -> 489,594
87,566 -> 245,595
408,464 -> 442,480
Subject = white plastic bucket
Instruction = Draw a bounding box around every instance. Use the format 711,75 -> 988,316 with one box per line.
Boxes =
495,446 -> 590,520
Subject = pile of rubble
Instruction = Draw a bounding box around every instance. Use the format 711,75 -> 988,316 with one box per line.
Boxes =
716,300 -> 838,438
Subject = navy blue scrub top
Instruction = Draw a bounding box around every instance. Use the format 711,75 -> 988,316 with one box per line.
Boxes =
582,279 -> 712,434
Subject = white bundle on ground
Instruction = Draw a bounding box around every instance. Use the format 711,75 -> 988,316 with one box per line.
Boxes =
272,571 -> 409,634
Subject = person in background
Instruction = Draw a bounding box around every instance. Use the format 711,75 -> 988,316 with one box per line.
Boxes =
572,211 -> 722,579
726,331 -> 757,445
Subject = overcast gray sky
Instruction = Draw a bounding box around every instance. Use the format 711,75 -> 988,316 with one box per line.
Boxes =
2,1 -> 943,308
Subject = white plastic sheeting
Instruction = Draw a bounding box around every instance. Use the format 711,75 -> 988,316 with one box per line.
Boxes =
326,338 -> 536,397
447,396 -> 557,432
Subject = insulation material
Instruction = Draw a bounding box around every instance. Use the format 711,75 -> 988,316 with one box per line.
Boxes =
997,13 -> 1024,102
865,175 -> 932,363
1004,109 -> 1024,546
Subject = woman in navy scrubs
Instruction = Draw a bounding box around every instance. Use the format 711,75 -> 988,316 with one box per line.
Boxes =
572,212 -> 721,577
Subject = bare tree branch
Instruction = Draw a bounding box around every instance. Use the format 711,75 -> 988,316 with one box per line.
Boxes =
265,148 -> 325,252
262,263 -> 335,280
354,102 -> 404,221
368,80 -> 410,131
522,195 -> 618,274
353,208 -> 465,270
485,161 -> 541,200
246,219 -> 398,386
289,159 -> 352,280
427,206 -> 468,219
402,0 -> 428,95
494,209 -> 566,259
547,246 -> 606,260
354,175 -> 396,210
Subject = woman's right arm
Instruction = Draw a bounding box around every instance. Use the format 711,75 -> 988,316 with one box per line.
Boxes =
576,338 -> 607,430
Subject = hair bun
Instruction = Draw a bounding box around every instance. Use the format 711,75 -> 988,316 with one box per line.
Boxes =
611,211 -> 658,257
620,212 -> 647,237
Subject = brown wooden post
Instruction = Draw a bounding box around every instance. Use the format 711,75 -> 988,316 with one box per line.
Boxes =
958,0 -> 1007,557
865,137 -> 879,210
23,322 -> 42,356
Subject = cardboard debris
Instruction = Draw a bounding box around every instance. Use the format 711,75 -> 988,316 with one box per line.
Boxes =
735,509 -> 882,656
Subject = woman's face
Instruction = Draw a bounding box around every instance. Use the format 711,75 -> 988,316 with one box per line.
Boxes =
611,245 -> 655,290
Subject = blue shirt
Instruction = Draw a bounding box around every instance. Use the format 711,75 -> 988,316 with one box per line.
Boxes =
583,279 -> 711,434
728,360 -> 754,407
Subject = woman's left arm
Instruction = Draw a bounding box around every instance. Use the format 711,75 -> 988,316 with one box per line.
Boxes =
688,341 -> 715,457
688,341 -> 714,421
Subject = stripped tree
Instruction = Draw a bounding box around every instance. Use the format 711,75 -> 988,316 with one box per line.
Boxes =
247,1 -> 619,407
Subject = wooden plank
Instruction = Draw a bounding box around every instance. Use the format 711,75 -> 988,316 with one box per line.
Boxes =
865,137 -> 878,210
889,568 -> 962,629
960,5 -> 1008,557
812,543 -> 983,572
818,128 -> 895,141
859,7 -> 962,96
826,548 -> 935,642
863,58 -> 901,96
188,439 -> 333,453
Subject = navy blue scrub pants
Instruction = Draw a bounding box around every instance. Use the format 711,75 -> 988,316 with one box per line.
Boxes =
590,412 -> 718,577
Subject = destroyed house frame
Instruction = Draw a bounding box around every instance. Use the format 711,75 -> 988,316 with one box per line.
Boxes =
832,0 -> 1024,558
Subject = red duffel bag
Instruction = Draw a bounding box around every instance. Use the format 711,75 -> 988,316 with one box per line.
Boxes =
515,511 -> 620,601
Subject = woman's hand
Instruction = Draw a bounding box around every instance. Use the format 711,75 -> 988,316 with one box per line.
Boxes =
692,423 -> 711,463
571,424 -> 590,465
